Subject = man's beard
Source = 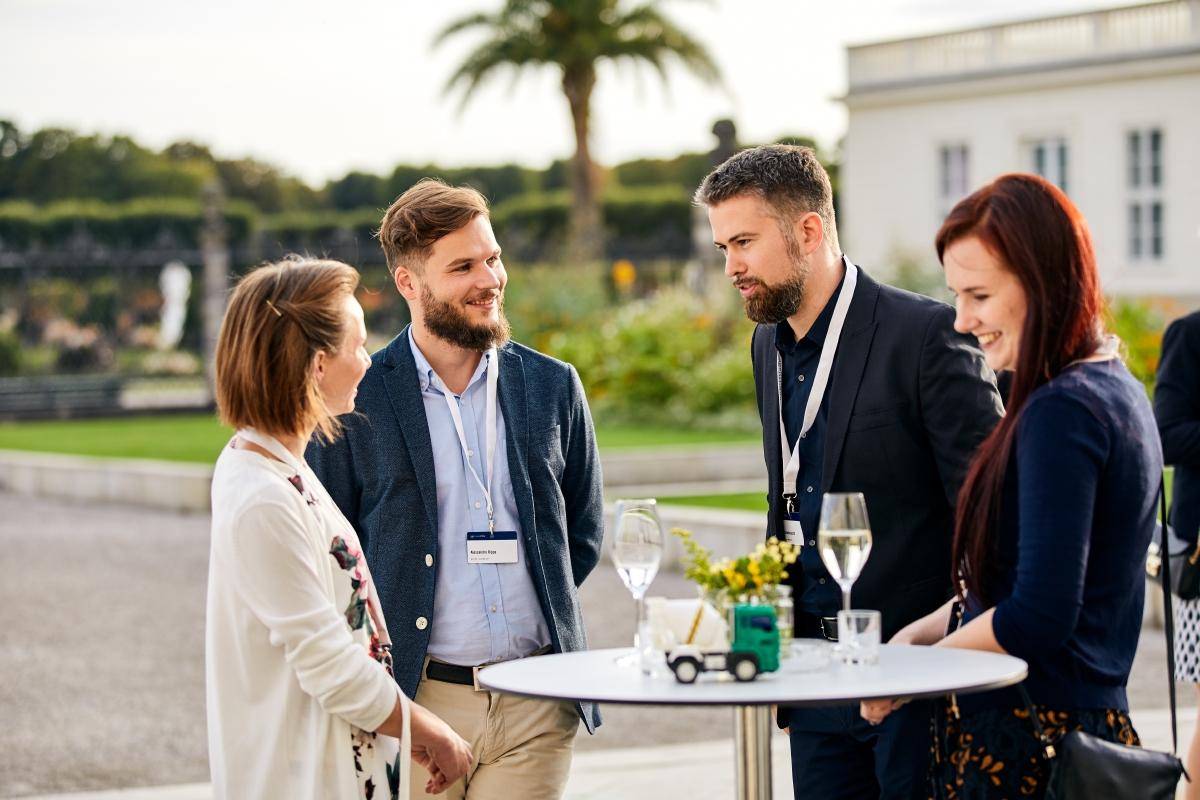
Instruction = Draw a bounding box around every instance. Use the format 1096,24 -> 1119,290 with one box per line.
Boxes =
421,284 -> 512,351
739,242 -> 810,324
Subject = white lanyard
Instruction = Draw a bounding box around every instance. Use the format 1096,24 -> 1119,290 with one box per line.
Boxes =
776,259 -> 858,512
435,349 -> 500,532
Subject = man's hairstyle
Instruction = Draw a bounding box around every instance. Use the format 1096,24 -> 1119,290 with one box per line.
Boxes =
377,178 -> 490,275
215,256 -> 359,443
694,144 -> 840,252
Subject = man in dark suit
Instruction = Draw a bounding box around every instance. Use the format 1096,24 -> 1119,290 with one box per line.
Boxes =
696,145 -> 1002,799
308,179 -> 604,799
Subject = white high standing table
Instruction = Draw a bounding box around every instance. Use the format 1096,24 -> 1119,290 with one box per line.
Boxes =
479,644 -> 1027,800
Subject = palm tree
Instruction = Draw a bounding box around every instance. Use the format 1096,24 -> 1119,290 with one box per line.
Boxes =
438,0 -> 720,262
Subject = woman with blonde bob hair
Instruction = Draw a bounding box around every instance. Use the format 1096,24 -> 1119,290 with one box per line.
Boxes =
206,256 -> 471,800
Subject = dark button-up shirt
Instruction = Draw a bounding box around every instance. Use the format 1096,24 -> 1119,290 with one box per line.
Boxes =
775,272 -> 845,616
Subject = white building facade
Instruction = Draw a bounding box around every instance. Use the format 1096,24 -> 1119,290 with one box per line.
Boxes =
841,0 -> 1200,299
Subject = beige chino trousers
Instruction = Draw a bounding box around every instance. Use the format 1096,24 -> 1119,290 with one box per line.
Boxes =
410,670 -> 580,799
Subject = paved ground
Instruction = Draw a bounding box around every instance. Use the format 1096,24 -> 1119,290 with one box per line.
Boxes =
0,493 -> 1189,797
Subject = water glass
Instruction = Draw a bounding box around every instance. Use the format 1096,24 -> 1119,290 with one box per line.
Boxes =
836,609 -> 881,665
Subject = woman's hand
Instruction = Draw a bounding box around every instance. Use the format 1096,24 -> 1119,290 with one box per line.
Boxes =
407,700 -> 474,794
378,694 -> 473,792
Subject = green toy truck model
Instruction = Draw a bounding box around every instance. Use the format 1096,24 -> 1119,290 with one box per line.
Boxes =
666,604 -> 781,683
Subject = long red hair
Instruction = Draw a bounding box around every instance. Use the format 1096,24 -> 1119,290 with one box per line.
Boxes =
936,173 -> 1104,604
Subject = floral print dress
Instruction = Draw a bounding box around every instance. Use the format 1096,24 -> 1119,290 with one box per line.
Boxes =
238,429 -> 407,800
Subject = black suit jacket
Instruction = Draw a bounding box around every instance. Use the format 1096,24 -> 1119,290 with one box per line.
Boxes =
1155,310 -> 1200,547
753,266 -> 1003,640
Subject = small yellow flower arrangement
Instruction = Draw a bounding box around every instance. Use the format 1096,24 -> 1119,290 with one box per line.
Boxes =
673,528 -> 800,603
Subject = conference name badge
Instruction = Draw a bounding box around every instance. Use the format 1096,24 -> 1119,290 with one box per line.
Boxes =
467,530 -> 519,564
782,514 -> 803,546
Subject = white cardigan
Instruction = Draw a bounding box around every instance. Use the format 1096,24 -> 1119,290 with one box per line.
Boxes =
206,434 -> 407,800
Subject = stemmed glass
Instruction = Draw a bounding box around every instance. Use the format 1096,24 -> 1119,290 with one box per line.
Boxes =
817,492 -> 873,614
611,498 -> 664,668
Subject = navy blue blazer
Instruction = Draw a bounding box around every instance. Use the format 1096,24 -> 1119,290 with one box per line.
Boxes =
307,327 -> 605,733
752,267 -> 1003,640
1156,310 -> 1200,547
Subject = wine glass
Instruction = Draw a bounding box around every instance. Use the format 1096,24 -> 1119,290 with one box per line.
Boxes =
611,498 -> 665,668
817,492 -> 873,614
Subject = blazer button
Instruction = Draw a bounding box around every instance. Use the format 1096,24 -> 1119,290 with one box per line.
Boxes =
425,553 -> 434,567
415,616 -> 428,630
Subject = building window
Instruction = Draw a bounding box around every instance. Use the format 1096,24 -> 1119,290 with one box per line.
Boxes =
938,144 -> 969,210
1128,128 -> 1164,261
1028,137 -> 1068,194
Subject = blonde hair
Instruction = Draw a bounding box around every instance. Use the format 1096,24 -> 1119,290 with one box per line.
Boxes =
377,178 -> 490,275
215,256 -> 359,442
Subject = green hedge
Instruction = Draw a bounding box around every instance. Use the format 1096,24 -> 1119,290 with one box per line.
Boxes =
0,197 -> 256,248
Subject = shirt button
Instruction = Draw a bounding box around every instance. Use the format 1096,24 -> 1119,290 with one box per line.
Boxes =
468,449 -> 475,457
819,578 -> 827,585
415,616 -> 428,630
474,501 -> 481,509
490,605 -> 497,613
806,486 -> 814,493
425,554 -> 434,567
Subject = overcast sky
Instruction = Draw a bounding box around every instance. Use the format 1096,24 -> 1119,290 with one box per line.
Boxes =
0,0 -> 1146,184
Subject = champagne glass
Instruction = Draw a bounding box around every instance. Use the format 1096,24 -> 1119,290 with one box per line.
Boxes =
817,492 -> 873,614
611,498 -> 664,668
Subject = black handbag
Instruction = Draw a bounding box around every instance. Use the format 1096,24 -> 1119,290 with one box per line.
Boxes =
1021,482 -> 1186,799
1147,490 -> 1200,600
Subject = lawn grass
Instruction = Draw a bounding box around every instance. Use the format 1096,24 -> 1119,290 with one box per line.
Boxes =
0,413 -> 756,463
658,492 -> 767,512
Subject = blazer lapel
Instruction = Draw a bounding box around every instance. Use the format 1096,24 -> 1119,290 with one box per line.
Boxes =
381,328 -> 439,534
496,346 -> 536,541
821,270 -> 880,489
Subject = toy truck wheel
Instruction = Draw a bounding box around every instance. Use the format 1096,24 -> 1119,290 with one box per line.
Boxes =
730,653 -> 759,682
670,656 -> 701,684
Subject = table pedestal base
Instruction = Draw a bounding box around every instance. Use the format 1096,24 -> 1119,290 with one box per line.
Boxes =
733,705 -> 773,800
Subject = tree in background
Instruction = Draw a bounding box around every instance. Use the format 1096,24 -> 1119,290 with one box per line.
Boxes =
437,0 -> 720,262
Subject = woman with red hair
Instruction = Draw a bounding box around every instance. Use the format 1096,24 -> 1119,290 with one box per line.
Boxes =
862,173 -> 1162,798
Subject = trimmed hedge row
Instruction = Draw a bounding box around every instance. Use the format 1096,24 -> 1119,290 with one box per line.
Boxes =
0,186 -> 692,259
0,198 -> 257,249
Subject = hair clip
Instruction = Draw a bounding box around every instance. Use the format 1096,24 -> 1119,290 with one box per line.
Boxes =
266,299 -> 283,318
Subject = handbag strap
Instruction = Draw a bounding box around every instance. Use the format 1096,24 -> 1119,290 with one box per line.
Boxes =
1018,478 -> 1178,757
1159,476 -> 1179,755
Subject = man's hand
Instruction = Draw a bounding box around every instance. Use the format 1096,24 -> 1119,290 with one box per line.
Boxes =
859,696 -> 909,726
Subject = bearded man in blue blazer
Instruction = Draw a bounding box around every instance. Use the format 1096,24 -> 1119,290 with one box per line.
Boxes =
308,179 -> 604,800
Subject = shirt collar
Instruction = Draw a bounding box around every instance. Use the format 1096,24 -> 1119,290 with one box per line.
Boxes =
407,333 -> 491,395
774,260 -> 848,354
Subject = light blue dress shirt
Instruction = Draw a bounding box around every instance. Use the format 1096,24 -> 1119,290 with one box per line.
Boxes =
409,337 -> 551,666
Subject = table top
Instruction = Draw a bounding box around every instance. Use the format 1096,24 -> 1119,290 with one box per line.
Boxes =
478,644 -> 1027,707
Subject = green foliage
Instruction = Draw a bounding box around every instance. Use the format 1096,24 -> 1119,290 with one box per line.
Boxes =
546,286 -> 758,430
502,261 -> 613,352
490,187 -> 691,259
0,329 -> 20,376
0,197 -> 256,247
613,152 -> 711,189
1108,297 -> 1165,395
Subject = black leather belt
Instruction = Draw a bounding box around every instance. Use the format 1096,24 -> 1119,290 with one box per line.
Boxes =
425,660 -> 477,687
425,646 -> 553,688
